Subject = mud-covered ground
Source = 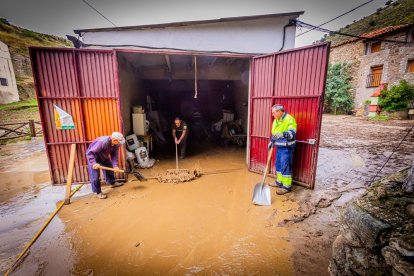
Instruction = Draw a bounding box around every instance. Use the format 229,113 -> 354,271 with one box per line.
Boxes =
0,115 -> 413,275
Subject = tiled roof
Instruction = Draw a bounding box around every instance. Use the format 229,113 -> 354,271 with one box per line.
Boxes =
332,23 -> 413,48
360,24 -> 411,39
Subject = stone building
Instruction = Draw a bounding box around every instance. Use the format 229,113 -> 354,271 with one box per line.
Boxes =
0,40 -> 19,104
329,24 -> 414,108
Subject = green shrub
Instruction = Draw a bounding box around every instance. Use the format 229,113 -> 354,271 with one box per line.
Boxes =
325,63 -> 354,114
379,80 -> 414,111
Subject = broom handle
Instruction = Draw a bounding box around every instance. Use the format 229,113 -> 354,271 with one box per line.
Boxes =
96,165 -> 124,173
261,148 -> 274,184
176,143 -> 179,170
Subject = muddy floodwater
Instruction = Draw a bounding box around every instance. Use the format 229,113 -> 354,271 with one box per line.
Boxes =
59,148 -> 298,275
1,115 -> 413,275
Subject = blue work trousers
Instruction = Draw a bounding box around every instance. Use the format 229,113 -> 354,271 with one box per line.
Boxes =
88,159 -> 115,194
275,146 -> 295,188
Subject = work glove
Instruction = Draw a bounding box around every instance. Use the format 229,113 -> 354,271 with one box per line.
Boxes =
92,163 -> 100,170
271,133 -> 284,142
268,141 -> 274,150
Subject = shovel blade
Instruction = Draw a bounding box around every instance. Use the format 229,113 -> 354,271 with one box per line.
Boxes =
133,172 -> 147,182
252,182 -> 271,206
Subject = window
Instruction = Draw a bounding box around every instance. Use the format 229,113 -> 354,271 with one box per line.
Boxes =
408,59 -> 414,73
0,78 -> 8,86
365,41 -> 382,54
366,65 -> 383,87
370,41 -> 381,53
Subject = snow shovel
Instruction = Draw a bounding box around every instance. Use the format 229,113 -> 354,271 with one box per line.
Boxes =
252,147 -> 273,206
95,165 -> 146,181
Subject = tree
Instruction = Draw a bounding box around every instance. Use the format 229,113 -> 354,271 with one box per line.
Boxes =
379,79 -> 414,111
325,63 -> 354,114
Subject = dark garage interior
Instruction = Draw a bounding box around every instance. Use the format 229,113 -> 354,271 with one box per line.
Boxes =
117,51 -> 250,158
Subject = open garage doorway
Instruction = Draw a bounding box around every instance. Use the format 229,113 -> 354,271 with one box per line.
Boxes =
30,43 -> 328,186
117,51 -> 251,162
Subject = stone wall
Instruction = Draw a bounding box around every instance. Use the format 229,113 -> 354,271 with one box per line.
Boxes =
329,169 -> 414,275
355,31 -> 414,107
10,52 -> 32,77
330,41 -> 364,101
329,29 -> 414,108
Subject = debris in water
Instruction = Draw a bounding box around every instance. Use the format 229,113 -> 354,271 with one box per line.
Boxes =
156,169 -> 200,184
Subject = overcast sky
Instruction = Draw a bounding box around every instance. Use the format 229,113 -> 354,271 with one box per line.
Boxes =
1,0 -> 388,47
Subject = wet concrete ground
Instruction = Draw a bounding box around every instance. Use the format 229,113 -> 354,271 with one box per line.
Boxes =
0,115 -> 413,275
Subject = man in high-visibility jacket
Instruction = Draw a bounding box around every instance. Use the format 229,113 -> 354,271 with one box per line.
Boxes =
268,104 -> 297,195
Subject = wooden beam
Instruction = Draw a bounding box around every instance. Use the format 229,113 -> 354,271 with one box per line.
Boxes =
64,144 -> 77,204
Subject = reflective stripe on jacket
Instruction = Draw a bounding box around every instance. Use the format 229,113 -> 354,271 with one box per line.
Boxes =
271,113 -> 297,147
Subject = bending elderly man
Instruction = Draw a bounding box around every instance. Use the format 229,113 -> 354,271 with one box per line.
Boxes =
86,132 -> 125,199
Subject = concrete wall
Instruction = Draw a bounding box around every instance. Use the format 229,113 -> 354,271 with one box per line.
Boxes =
79,16 -> 297,54
0,41 -> 19,104
329,30 -> 414,108
117,54 -> 147,135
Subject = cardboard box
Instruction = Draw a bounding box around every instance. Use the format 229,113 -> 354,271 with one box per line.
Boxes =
133,113 -> 147,136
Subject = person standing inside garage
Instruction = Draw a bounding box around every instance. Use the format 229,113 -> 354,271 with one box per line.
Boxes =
86,132 -> 125,199
268,104 -> 297,195
172,117 -> 189,159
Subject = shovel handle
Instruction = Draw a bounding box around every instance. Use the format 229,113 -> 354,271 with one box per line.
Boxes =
95,165 -> 125,173
261,148 -> 273,184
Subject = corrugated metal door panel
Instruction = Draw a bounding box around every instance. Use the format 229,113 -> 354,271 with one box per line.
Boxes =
34,50 -> 79,97
249,43 -> 330,189
31,48 -> 125,185
75,51 -> 125,180
39,99 -> 84,143
48,144 -> 89,184
82,99 -> 120,140
249,54 -> 275,171
268,97 -> 320,184
77,52 -> 117,98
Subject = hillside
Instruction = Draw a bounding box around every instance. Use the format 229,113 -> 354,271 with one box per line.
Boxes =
0,18 -> 71,55
323,0 -> 414,46
0,18 -> 72,100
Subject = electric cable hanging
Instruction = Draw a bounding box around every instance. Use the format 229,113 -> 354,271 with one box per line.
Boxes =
194,56 -> 198,99
296,0 -> 376,37
293,20 -> 410,44
81,0 -> 117,27
370,124 -> 414,185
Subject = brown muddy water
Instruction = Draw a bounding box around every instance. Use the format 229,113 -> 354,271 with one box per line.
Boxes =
1,115 -> 413,275
60,147 -> 297,275
0,140 -> 91,275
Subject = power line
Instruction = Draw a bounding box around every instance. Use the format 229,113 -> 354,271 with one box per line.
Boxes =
370,124 -> 414,184
294,20 -> 410,44
296,0 -> 377,37
81,0 -> 117,28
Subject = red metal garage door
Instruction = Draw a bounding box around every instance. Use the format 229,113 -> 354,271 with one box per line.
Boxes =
30,48 -> 124,185
249,43 -> 330,189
